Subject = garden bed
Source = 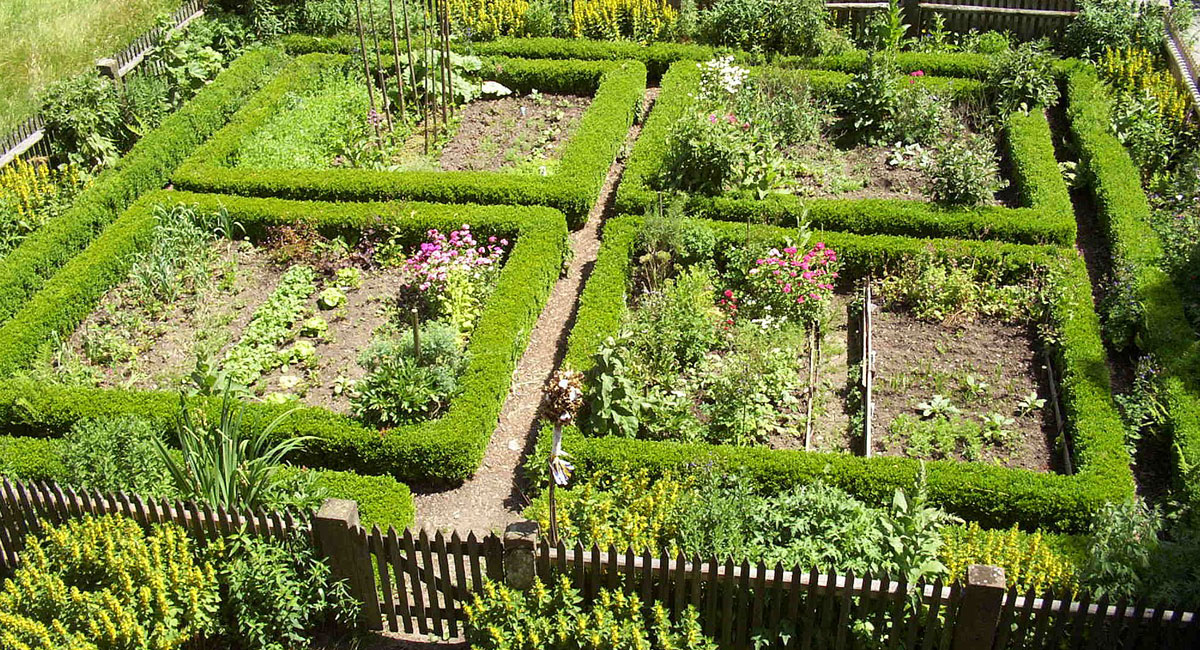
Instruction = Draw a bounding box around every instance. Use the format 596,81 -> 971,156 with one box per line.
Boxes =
0,191 -> 570,484
540,215 -> 1132,532
173,54 -> 647,226
614,59 -> 1074,245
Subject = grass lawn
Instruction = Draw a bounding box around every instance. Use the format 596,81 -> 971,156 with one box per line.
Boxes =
0,0 -> 182,133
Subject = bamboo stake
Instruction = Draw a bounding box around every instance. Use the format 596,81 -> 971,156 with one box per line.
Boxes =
366,0 -> 395,133
387,0 -> 408,126
401,0 -> 420,126
440,0 -> 451,123
862,282 -> 875,458
353,0 -> 381,142
423,0 -> 432,153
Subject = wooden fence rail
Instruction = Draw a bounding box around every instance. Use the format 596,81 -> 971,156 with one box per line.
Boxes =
4,478 -> 1200,648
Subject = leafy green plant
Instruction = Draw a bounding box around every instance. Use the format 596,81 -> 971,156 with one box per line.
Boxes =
917,394 -> 959,419
0,514 -> 220,649
941,523 -> 1081,595
1063,0 -> 1164,59
625,266 -> 722,377
989,42 -> 1061,114
659,108 -> 770,196
698,0 -> 840,56
38,72 -> 125,169
223,264 -> 318,386
878,474 -> 959,586
212,531 -> 359,650
1017,391 -> 1047,417
981,412 -> 1018,446
352,322 -> 467,427
127,203 -> 218,308
155,386 -> 313,511
583,334 -> 646,438
840,54 -> 901,145
925,134 -> 1004,207
63,416 -> 175,497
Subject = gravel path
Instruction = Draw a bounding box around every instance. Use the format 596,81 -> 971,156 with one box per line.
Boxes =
410,89 -> 660,536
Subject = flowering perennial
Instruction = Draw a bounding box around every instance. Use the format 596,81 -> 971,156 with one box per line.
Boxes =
745,243 -> 839,325
401,225 -> 508,293
698,56 -> 749,101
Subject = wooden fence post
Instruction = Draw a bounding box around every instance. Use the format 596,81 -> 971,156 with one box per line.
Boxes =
952,564 -> 1006,650
314,499 -> 383,630
503,521 -> 539,590
95,58 -> 123,89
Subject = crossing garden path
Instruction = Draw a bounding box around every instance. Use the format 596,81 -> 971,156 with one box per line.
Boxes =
411,88 -> 660,536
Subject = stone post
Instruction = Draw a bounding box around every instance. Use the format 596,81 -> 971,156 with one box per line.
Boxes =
313,498 -> 383,630
503,520 -> 539,590
951,564 -> 1007,650
95,58 -> 123,89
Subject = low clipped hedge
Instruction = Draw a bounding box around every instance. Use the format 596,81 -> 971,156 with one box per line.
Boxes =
1066,65 -> 1200,513
614,61 -> 1074,246
542,215 -> 1132,534
0,435 -> 414,529
280,35 -> 998,83
0,192 -> 569,485
0,47 -> 289,327
173,54 -> 646,227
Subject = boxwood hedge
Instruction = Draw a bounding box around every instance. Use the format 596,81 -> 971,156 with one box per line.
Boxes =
1066,65 -> 1200,514
0,191 -> 569,485
0,47 -> 289,326
0,435 -> 414,529
614,60 -> 1074,246
540,215 -> 1132,534
279,35 -> 998,83
173,54 -> 646,227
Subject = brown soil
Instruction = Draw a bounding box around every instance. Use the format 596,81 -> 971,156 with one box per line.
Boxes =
786,140 -> 1016,207
68,242 -> 279,390
438,93 -> 592,172
869,309 -> 1057,472
410,88 -> 661,536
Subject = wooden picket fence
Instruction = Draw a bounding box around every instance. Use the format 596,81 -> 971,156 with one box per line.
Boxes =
0,0 -> 207,168
4,478 -> 1200,648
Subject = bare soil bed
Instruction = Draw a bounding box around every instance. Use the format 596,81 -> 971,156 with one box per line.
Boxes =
438,93 -> 592,172
870,310 -> 1057,471
65,242 -> 414,417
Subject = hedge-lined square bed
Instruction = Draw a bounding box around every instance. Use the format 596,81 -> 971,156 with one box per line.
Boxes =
0,190 -> 569,485
614,60 -> 1074,246
173,53 -> 647,227
539,215 -> 1133,533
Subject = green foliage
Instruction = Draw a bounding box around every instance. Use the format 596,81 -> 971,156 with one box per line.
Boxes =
156,388 -> 314,511
464,576 -> 717,650
175,54 -> 645,227
128,203 -> 220,308
698,0 -> 840,56
353,320 -> 468,426
659,109 -> 770,196
0,47 -> 288,325
1063,0 -> 1164,59
839,55 -> 948,146
988,43 -> 1060,114
38,72 -> 125,169
223,265 -> 318,386
0,436 -> 67,482
925,134 -> 1004,207
0,160 -> 89,259
583,335 -> 645,438
212,532 -> 359,650
626,267 -> 722,376
63,416 -> 175,497
876,252 -> 1038,323
307,469 -> 416,529
0,515 -> 220,649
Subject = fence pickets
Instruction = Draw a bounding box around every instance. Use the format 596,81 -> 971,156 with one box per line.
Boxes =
4,480 -> 1200,647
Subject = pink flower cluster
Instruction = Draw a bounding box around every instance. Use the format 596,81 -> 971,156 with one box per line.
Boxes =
707,112 -> 752,131
402,225 -> 508,293
718,288 -> 739,328
745,243 -> 840,324
909,70 -> 926,84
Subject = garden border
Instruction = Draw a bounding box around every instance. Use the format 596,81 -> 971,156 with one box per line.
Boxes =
172,53 -> 647,227
1065,64 -> 1200,515
612,60 -> 1075,246
0,190 -> 570,485
536,215 -> 1132,534
0,47 -> 290,326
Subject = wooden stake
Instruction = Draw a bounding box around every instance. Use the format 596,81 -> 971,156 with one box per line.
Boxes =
804,326 -> 818,451
440,0 -> 451,123
423,0 -> 432,153
353,0 -> 381,142
401,0 -> 420,126
366,0 -> 395,133
411,308 -> 421,363
1044,349 -> 1072,474
862,281 -> 875,458
387,0 -> 408,126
